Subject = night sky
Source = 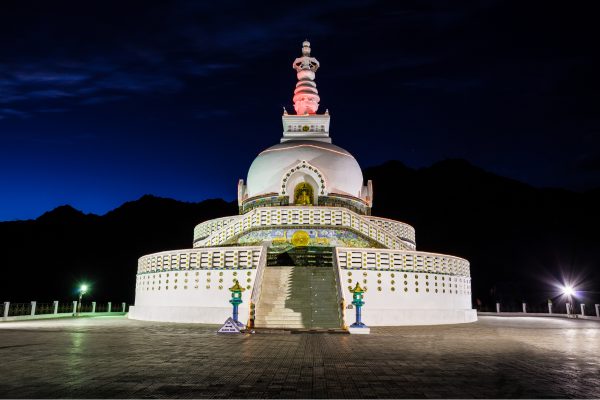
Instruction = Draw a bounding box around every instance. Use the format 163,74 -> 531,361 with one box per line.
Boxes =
1,1 -> 599,221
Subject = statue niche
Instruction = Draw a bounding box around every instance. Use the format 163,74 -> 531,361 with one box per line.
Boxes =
294,183 -> 314,206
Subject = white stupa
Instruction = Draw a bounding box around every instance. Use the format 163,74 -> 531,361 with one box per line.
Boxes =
128,41 -> 476,328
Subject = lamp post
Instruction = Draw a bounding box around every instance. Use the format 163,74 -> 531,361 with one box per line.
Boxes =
349,282 -> 370,334
562,284 -> 575,318
229,280 -> 246,328
77,284 -> 88,317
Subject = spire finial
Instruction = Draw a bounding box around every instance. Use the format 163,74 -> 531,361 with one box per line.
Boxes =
292,40 -> 321,115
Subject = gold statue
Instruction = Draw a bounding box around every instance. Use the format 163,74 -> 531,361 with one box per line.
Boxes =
294,183 -> 314,205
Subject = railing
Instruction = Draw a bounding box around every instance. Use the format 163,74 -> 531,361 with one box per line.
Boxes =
192,206 -> 414,251
34,303 -> 55,315
364,215 -> 416,245
479,302 -> 600,319
137,246 -> 264,274
335,247 -> 471,277
248,243 -> 269,326
7,303 -> 31,317
1,301 -> 128,321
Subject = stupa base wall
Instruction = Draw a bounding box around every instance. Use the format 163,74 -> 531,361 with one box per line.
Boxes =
128,305 -> 251,325
349,308 -> 477,326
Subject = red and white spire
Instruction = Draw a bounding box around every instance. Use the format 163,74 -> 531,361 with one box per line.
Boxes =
292,40 -> 321,115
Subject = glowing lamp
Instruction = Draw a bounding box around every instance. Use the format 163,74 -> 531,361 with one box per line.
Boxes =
562,285 -> 574,297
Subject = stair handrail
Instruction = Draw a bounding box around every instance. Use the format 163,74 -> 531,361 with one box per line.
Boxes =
331,247 -> 347,329
249,241 -> 270,325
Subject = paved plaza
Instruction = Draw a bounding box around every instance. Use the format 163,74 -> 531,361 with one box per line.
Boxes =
0,316 -> 599,398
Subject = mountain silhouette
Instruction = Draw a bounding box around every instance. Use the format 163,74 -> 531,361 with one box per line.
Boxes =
1,160 -> 598,311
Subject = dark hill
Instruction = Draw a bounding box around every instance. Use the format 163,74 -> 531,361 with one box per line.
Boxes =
1,161 -> 598,310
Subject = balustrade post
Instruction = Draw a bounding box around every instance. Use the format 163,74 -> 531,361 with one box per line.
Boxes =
496,303 -> 501,313
580,304 -> 586,316
122,302 -> 126,313
30,301 -> 36,316
548,302 -> 553,314
53,301 -> 59,314
72,301 -> 77,315
92,302 -> 96,313
566,302 -> 572,315
3,302 -> 9,318
522,303 -> 527,313
595,304 -> 600,318
108,302 -> 112,313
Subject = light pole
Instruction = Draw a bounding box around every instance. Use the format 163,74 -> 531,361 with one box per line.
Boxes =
562,284 -> 575,318
229,280 -> 245,328
77,284 -> 88,316
348,282 -> 370,334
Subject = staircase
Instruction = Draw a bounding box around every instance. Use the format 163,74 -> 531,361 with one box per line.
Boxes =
255,248 -> 342,330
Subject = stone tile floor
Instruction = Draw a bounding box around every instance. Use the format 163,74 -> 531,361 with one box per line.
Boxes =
0,316 -> 599,398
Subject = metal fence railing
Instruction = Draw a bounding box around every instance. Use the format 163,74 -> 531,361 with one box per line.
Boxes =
1,301 -> 129,319
7,303 -> 32,317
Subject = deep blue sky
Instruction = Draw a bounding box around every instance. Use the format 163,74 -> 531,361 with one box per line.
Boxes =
1,0 -> 599,221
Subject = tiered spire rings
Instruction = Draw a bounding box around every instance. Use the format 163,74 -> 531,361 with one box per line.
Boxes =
292,41 -> 321,115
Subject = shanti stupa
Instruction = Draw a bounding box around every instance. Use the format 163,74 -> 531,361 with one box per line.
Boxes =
128,42 -> 476,328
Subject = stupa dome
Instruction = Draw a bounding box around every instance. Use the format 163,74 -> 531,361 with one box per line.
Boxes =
246,140 -> 363,198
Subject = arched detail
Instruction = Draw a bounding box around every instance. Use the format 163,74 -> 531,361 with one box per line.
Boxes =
279,160 -> 327,197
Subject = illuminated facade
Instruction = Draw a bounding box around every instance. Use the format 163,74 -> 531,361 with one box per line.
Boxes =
128,41 -> 477,327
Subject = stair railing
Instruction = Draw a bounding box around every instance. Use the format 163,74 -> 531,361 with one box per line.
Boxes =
248,241 -> 270,327
331,247 -> 347,329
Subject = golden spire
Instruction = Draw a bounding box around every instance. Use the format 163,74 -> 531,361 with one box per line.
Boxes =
229,279 -> 245,292
350,282 -> 365,293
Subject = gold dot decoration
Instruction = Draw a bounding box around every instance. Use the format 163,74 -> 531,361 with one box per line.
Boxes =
377,273 -> 381,277
347,279 -> 352,283
246,285 -> 251,290
391,280 -> 395,285
363,272 -> 368,277
391,273 -> 395,278
404,274 -> 408,278
391,287 -> 396,291
415,288 -> 419,292
247,271 -> 251,276
404,287 -> 408,292
219,285 -> 223,290
404,281 -> 408,285
247,278 -> 252,283
219,272 -> 224,276
363,279 -> 367,284
377,287 -> 382,291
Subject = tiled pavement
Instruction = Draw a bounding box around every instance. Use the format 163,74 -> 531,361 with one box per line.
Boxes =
0,316 -> 599,398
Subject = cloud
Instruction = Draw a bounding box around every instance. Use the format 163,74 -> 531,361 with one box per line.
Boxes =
0,108 -> 30,119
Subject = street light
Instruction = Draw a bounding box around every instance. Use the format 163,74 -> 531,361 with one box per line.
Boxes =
77,284 -> 88,316
562,284 -> 575,317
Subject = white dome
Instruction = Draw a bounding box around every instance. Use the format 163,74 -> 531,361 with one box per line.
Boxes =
246,140 -> 364,199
